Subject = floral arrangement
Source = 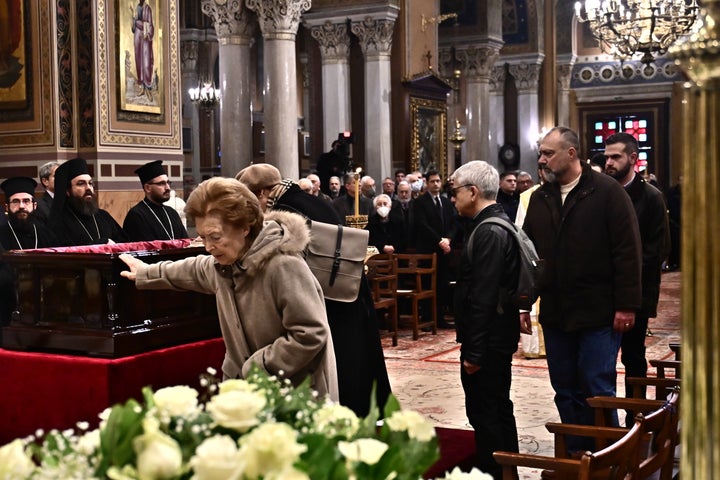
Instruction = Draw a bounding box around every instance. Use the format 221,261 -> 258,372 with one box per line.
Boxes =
0,366 -> 491,480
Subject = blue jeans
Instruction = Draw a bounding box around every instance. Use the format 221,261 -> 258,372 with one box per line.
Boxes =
543,325 -> 622,453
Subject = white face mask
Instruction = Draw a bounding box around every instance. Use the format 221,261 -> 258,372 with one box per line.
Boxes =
376,206 -> 391,218
411,179 -> 424,192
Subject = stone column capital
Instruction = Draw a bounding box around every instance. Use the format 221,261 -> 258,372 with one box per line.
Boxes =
201,0 -> 256,41
556,63 -> 574,91
310,21 -> 351,63
489,65 -> 506,93
455,45 -> 501,79
350,17 -> 396,59
508,63 -> 542,93
181,40 -> 199,72
246,0 -> 311,40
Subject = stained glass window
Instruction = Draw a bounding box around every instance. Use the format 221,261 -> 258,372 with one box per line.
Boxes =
589,115 -> 653,172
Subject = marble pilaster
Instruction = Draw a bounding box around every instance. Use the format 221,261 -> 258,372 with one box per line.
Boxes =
247,0 -> 311,179
202,0 -> 256,178
181,39 -> 202,184
351,15 -> 397,182
508,60 -> 543,175
456,43 -> 501,165
308,21 -> 352,152
489,65 -> 507,164
556,55 -> 576,128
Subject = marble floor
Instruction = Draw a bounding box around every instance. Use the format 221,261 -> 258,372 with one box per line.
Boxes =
382,271 -> 681,479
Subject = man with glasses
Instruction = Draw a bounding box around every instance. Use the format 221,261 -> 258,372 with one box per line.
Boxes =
0,177 -> 56,250
123,160 -> 188,241
49,157 -> 128,246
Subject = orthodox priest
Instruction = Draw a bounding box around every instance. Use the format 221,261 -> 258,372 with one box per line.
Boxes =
0,177 -> 56,250
49,158 -> 128,246
123,160 -> 188,241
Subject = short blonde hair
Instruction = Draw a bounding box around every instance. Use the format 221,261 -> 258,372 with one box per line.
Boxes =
186,177 -> 264,242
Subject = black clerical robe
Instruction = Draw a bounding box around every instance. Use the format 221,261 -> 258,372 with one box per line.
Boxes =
123,199 -> 188,241
0,219 -> 56,250
50,206 -> 128,246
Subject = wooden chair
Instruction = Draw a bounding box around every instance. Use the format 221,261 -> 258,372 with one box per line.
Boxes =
365,254 -> 399,346
493,416 -> 645,480
394,253 -> 437,340
626,376 -> 681,400
650,359 -> 681,379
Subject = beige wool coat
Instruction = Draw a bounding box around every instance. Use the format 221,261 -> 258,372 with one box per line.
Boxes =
135,210 -> 339,401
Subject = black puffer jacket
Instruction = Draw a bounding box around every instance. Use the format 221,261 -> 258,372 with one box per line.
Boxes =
523,163 -> 642,331
454,204 -> 520,366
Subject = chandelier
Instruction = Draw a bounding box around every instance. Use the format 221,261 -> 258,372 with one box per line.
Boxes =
188,82 -> 220,109
575,0 -> 700,65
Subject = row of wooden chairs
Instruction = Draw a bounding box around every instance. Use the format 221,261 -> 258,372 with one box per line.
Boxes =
494,344 -> 682,480
365,253 -> 438,345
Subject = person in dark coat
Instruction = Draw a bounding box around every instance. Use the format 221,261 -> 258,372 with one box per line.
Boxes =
332,173 -> 373,224
123,160 -> 188,241
48,158 -> 128,246
316,140 -> 349,196
0,177 -> 56,250
604,132 -> 670,402
496,171 -> 519,222
34,161 -> 60,224
236,163 -> 392,417
365,194 -> 406,254
523,127 -> 642,454
451,161 -> 522,479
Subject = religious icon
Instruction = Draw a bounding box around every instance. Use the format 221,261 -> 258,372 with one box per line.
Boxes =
0,0 -> 27,108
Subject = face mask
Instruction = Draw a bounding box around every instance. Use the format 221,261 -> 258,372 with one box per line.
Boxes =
411,180 -> 423,192
364,187 -> 376,198
376,206 -> 390,218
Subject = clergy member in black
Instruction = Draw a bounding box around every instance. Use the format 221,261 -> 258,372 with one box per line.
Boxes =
49,157 -> 128,246
123,160 -> 188,241
0,177 -> 56,250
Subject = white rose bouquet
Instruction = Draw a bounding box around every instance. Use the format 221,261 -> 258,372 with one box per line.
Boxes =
0,365 -> 487,479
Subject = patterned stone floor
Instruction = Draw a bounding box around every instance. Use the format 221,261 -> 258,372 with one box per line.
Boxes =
383,271 -> 681,479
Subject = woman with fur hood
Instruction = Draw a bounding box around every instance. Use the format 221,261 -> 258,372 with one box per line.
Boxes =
119,177 -> 338,400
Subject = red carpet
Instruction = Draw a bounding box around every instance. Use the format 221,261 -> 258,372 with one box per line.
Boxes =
425,427 -> 477,479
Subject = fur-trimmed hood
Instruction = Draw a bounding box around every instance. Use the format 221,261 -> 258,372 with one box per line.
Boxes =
238,210 -> 310,276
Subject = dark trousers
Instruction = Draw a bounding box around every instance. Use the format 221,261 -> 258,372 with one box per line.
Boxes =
461,351 -> 518,480
621,314 -> 649,399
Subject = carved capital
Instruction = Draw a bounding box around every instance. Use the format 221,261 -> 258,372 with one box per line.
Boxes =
508,63 -> 542,93
310,21 -> 350,62
202,0 -> 255,40
246,0 -> 311,40
489,65 -> 506,93
350,17 -> 395,58
556,63 -> 574,91
181,40 -> 199,72
455,46 -> 500,79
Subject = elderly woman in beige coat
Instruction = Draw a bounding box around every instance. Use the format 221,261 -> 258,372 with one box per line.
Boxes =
119,177 -> 338,400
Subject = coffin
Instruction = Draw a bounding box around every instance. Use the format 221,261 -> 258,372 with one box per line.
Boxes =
1,240 -> 220,358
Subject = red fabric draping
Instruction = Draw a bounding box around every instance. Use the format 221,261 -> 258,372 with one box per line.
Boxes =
22,239 -> 193,254
0,338 -> 224,444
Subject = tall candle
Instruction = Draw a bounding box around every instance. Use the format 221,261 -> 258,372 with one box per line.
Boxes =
354,173 -> 360,216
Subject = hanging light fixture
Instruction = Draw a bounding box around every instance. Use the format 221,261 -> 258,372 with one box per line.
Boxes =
574,0 -> 700,65
188,81 -> 220,109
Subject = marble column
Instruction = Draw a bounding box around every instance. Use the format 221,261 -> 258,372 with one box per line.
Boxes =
181,39 -> 202,185
202,0 -> 255,178
508,60 -> 543,175
456,43 -> 502,166
670,1 -> 720,475
351,16 -> 397,182
247,0 -> 310,179
556,55 -> 576,129
488,64 -> 506,167
308,21 -> 352,152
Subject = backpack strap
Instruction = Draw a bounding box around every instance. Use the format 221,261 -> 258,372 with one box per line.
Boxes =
330,224 -> 343,286
465,216 -> 517,261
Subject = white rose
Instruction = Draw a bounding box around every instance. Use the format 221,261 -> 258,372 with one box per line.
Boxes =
441,467 -> 494,479
385,410 -> 436,442
312,404 -> 360,438
217,378 -> 256,394
206,390 -> 266,433
264,465 -> 310,480
0,439 -> 35,478
338,438 -> 389,465
153,385 -> 200,418
190,435 -> 242,480
76,429 -> 101,456
134,417 -> 183,480
237,423 -> 307,479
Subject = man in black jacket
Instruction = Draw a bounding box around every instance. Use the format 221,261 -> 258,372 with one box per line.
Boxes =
451,160 -> 521,479
523,127 -> 642,454
604,132 -> 670,401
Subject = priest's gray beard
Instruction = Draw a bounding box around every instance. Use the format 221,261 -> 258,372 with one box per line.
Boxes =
68,195 -> 99,216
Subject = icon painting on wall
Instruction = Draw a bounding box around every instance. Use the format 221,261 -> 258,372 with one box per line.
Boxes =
0,0 -> 27,109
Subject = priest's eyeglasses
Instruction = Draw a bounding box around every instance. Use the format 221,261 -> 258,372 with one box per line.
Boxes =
9,198 -> 35,205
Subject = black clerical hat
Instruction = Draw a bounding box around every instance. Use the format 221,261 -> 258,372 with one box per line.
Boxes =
56,158 -> 89,188
1,177 -> 37,199
135,160 -> 166,185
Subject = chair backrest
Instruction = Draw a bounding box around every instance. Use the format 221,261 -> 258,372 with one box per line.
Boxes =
578,415 -> 645,480
394,253 -> 436,292
636,388 -> 680,479
365,255 -> 398,301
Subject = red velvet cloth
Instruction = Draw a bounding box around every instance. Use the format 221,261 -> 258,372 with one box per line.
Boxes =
24,239 -> 193,254
0,338 -> 224,444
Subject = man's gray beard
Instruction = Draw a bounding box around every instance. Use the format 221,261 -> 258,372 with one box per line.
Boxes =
541,167 -> 556,184
69,195 -> 99,216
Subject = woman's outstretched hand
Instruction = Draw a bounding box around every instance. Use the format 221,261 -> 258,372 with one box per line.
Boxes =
119,253 -> 147,282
